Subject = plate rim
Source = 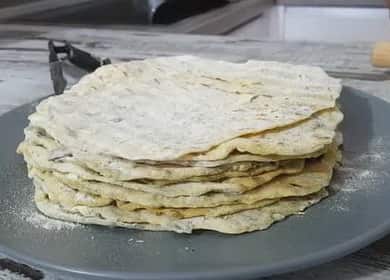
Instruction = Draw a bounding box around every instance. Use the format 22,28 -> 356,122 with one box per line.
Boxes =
1,219 -> 390,280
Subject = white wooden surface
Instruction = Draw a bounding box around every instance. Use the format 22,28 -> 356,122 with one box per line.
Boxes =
0,24 -> 390,280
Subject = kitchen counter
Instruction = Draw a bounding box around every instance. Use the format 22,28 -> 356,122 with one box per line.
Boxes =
1,24 -> 390,280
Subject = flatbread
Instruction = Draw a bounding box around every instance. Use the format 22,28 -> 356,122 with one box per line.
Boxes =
187,108 -> 343,161
22,126 -> 323,167
35,174 -> 279,218
27,107 -> 342,164
29,144 -> 338,208
28,56 -> 341,161
34,184 -> 328,234
18,107 -> 341,181
17,56 -> 343,234
116,199 -> 278,219
35,174 -> 113,208
20,142 -> 286,184
21,139 -> 307,196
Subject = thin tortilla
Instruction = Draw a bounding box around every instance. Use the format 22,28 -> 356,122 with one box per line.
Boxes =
29,144 -> 338,208
34,184 -> 328,234
29,56 -> 341,161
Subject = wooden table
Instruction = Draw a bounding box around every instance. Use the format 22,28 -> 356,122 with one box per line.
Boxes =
1,24 -> 390,280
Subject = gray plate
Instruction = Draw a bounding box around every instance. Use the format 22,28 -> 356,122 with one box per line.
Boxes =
1,87 -> 390,280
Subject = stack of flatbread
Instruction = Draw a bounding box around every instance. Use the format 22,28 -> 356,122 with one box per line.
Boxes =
17,56 -> 343,234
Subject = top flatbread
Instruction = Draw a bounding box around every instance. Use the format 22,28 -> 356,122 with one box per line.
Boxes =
28,56 -> 341,161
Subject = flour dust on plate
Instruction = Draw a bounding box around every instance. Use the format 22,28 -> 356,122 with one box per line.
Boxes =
330,135 -> 390,213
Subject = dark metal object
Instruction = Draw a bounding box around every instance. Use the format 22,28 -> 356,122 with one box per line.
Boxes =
48,40 -> 67,95
48,40 -> 111,95
150,0 -> 228,24
0,259 -> 44,280
0,88 -> 390,279
3,0 -> 229,25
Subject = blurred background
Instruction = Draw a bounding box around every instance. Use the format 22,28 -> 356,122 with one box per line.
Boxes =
0,0 -> 389,42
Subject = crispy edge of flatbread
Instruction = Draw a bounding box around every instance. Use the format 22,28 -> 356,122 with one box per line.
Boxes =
21,142 -> 305,196
34,183 -> 328,234
29,143 -> 337,209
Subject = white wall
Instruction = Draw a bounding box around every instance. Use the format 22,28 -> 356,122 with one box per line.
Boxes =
229,5 -> 390,42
